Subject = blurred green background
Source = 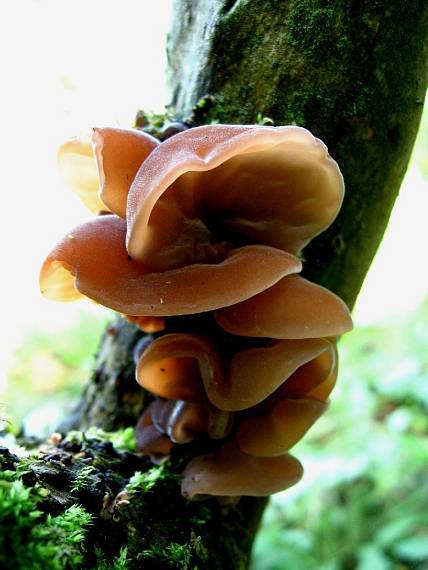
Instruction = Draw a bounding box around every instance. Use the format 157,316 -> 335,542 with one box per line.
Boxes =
1,2 -> 427,569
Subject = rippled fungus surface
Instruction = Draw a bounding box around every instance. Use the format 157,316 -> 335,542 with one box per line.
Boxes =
40,124 -> 352,500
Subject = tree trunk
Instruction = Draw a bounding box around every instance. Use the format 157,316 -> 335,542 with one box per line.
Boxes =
168,0 -> 427,307
3,2 -> 427,569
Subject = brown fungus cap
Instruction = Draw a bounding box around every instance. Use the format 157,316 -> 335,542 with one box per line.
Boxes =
57,136 -> 105,213
236,340 -> 337,456
148,397 -> 209,443
124,314 -> 165,333
135,333 -> 217,402
135,423 -> 172,460
141,398 -> 230,445
237,398 -> 328,457
39,215 -> 301,315
92,127 -> 158,218
158,400 -> 209,444
135,405 -> 173,461
224,337 -> 334,411
215,275 -> 353,339
278,338 -> 339,401
207,407 -> 234,440
149,398 -> 177,433
136,333 -> 331,412
181,441 -> 303,499
126,125 -> 344,269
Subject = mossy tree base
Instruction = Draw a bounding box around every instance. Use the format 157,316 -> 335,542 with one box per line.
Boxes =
54,315 -> 267,569
1,435 -> 264,569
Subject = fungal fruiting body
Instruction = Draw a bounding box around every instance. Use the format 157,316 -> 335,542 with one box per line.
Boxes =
40,124 -> 352,500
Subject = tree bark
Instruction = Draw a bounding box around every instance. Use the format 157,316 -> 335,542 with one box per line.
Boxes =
4,2 -> 427,569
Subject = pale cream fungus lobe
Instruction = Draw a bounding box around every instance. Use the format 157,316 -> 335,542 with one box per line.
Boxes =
57,136 -> 105,213
40,123 -> 353,501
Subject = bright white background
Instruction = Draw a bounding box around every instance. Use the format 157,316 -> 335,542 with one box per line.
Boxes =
0,0 -> 427,398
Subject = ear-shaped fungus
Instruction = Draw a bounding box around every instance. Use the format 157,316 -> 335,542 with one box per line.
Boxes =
41,123 -> 353,501
150,398 -> 209,444
40,215 -> 301,315
135,396 -> 232,454
215,275 -> 353,339
166,401 -> 209,444
124,314 -> 165,333
58,128 -> 158,216
236,338 -> 337,456
278,338 -> 339,401
135,404 -> 173,462
136,333 -> 335,411
135,334 -> 215,402
126,125 -> 344,270
237,398 -> 328,457
181,442 -> 303,499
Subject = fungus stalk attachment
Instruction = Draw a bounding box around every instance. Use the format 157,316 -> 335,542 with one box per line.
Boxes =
40,123 -> 353,500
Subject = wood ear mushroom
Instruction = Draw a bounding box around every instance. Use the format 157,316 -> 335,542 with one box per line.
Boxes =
41,124 -> 352,500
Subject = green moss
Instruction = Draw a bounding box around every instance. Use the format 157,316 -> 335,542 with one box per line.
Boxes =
125,465 -> 166,494
2,433 -> 255,569
255,113 -> 274,125
86,427 -> 137,452
134,109 -> 174,138
188,95 -> 228,125
63,426 -> 136,453
284,2 -> 339,59
93,547 -> 130,570
0,470 -> 92,570
141,532 -> 210,569
70,465 -> 97,494
142,541 -> 192,569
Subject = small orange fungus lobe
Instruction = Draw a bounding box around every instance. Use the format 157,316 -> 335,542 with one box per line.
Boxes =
124,314 -> 165,333
138,356 -> 206,402
221,338 -> 331,411
167,401 -> 208,444
135,333 -> 218,402
236,339 -> 337,456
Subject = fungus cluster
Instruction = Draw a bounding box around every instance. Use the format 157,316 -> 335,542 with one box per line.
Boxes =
40,124 -> 352,500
